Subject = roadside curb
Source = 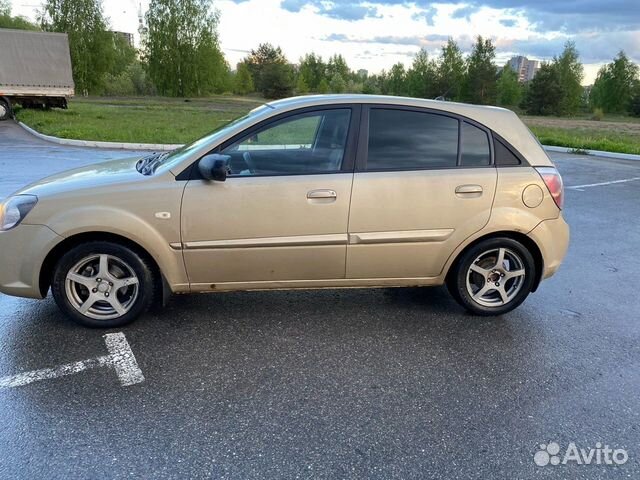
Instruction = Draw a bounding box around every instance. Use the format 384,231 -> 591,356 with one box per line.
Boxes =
17,120 -> 640,161
18,121 -> 182,151
543,145 -> 640,161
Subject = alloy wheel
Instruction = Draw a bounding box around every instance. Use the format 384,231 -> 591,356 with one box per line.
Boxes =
64,254 -> 140,320
465,247 -> 526,307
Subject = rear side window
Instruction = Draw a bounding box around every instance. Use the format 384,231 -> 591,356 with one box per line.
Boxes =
494,136 -> 522,166
461,122 -> 491,166
366,109 -> 459,170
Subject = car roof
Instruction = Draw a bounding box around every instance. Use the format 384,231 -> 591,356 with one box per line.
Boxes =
267,94 -> 515,125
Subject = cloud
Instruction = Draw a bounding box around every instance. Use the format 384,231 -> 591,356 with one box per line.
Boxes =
275,0 -> 640,33
321,33 -> 475,52
499,18 -> 517,27
279,0 -> 379,20
452,5 -> 480,20
411,6 -> 438,26
504,31 -> 640,63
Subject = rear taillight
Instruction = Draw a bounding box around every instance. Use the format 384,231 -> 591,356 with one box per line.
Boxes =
535,167 -> 564,209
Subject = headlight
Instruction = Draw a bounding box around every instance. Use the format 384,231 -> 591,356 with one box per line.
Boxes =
0,195 -> 38,231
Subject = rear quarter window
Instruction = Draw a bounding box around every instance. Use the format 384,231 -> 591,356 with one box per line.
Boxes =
494,136 -> 522,166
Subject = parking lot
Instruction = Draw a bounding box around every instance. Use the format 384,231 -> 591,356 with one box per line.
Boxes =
1,120 -> 639,479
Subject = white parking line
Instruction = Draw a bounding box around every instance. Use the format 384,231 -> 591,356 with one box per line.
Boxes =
567,177 -> 640,191
0,332 -> 144,389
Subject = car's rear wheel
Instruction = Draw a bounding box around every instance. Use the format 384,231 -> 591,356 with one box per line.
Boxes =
448,237 -> 536,316
52,242 -> 156,327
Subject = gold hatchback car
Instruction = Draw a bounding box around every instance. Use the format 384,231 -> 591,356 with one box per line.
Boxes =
0,95 -> 569,327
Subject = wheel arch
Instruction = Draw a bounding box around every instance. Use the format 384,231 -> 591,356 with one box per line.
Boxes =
39,231 -> 168,300
445,230 -> 544,293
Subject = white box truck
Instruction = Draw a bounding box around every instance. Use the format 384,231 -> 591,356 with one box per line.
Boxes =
0,28 -> 75,121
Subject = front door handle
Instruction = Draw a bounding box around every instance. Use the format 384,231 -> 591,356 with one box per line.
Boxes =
455,184 -> 483,196
307,189 -> 337,199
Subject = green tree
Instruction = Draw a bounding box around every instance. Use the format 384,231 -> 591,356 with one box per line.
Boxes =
245,43 -> 293,98
523,62 -> 562,115
630,83 -> 640,117
295,75 -> 309,94
463,35 -> 497,105
298,52 -> 326,91
326,54 -> 350,82
554,41 -> 583,115
591,51 -> 639,114
361,75 -> 380,94
110,33 -> 136,76
329,72 -> 346,93
234,62 -> 254,95
435,39 -> 466,100
407,48 -> 436,98
145,0 -> 228,97
128,61 -> 156,95
40,0 -> 115,94
317,78 -> 329,94
387,63 -> 408,96
260,63 -> 293,98
496,65 -> 522,106
0,1 -> 40,30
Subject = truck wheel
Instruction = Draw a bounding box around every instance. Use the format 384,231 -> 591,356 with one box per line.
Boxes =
0,99 -> 11,121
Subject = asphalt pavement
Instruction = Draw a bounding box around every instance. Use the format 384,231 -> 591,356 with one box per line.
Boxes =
1,120 -> 640,479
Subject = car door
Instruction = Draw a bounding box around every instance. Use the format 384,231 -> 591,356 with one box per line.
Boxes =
181,105 -> 360,288
346,105 -> 497,279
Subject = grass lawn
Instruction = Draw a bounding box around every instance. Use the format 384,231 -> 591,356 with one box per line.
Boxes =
523,116 -> 640,155
15,96 -> 640,155
15,96 -> 264,144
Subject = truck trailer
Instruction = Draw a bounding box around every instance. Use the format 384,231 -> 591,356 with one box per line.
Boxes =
0,28 -> 75,121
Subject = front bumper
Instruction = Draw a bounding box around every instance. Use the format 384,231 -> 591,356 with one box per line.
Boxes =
528,215 -> 570,280
0,224 -> 63,299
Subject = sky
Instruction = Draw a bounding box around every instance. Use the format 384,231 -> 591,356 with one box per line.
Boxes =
9,0 -> 640,85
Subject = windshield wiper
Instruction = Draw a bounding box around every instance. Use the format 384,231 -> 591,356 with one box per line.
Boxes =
136,152 -> 169,175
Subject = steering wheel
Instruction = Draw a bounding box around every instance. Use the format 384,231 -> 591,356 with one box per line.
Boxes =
242,151 -> 258,175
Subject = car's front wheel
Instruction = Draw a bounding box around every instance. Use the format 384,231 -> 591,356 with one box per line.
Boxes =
52,242 -> 157,327
448,237 -> 536,316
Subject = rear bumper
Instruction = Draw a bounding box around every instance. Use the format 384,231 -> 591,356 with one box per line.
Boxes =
528,215 -> 570,280
0,224 -> 63,299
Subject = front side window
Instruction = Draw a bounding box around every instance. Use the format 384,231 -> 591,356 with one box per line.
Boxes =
366,109 -> 459,170
221,109 -> 351,176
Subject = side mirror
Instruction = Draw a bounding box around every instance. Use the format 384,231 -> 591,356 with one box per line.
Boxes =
198,154 -> 231,182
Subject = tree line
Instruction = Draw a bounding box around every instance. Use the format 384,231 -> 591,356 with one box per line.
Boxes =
1,0 -> 639,117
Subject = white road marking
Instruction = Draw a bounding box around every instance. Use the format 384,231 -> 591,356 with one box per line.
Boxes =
0,332 -> 145,389
567,176 -> 640,191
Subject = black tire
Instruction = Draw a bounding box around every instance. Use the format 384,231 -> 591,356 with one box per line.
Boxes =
51,241 -> 157,328
447,237 -> 536,316
0,99 -> 11,121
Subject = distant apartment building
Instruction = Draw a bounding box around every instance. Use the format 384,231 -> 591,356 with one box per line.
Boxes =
112,31 -> 134,48
357,69 -> 369,79
506,56 -> 539,82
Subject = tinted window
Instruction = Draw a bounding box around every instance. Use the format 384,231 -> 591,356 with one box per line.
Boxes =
461,122 -> 490,166
494,137 -> 522,166
367,109 -> 459,170
221,109 -> 351,176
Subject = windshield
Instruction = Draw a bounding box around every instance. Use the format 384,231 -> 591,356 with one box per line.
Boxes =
151,104 -> 273,174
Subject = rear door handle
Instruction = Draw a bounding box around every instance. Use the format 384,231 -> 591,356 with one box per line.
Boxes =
307,189 -> 337,199
455,184 -> 483,196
